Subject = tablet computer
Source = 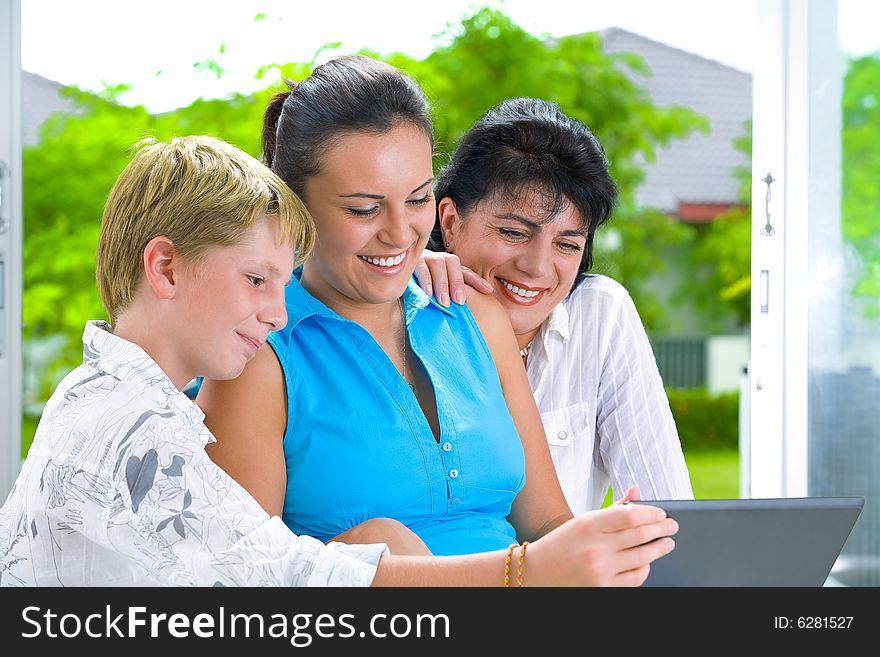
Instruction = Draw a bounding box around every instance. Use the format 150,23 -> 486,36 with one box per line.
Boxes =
629,496 -> 864,587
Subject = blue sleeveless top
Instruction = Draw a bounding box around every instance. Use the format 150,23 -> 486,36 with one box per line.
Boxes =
267,277 -> 525,556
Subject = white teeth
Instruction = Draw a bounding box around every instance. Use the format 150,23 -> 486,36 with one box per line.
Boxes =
500,279 -> 540,298
360,253 -> 405,267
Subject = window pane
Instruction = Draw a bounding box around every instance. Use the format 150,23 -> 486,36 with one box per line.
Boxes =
811,0 -> 880,587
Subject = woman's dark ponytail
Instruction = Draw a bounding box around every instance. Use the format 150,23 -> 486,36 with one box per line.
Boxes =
261,90 -> 291,168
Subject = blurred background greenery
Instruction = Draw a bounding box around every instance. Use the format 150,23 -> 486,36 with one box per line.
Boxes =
20,6 -> 880,500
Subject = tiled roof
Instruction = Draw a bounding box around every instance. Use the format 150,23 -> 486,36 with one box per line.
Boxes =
601,28 -> 752,213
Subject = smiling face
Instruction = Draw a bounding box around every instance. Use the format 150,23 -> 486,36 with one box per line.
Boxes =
171,215 -> 294,382
298,122 -> 435,312
440,185 -> 588,346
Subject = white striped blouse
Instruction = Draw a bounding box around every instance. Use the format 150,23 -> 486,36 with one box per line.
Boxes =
526,275 -> 694,514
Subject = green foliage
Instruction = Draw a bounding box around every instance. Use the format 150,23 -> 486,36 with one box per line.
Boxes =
592,208 -> 695,331
670,119 -> 752,331
666,388 -> 739,451
23,90 -> 151,381
842,55 -> 880,316
20,6 -> 706,407
683,449 -> 740,499
685,208 -> 751,328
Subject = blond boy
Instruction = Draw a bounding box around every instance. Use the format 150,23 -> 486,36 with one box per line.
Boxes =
0,136 -> 389,585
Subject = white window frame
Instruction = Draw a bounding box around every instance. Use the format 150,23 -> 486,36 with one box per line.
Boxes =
748,0 -> 841,497
0,0 -> 23,499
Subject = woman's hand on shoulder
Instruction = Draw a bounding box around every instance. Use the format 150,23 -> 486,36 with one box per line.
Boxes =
461,282 -> 514,345
413,249 -> 492,306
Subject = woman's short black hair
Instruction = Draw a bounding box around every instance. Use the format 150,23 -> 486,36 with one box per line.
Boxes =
432,97 -> 617,274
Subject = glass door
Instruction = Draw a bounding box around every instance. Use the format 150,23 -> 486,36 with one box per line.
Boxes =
749,0 -> 880,586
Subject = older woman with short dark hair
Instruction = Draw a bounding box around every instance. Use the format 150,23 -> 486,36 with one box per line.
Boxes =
420,97 -> 693,513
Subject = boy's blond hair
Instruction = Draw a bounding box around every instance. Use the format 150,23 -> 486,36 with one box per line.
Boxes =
96,135 -> 315,323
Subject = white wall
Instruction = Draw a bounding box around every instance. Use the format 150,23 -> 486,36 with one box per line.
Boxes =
707,335 -> 749,394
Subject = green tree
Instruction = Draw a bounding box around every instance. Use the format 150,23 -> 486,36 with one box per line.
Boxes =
842,54 -> 880,316
24,87 -> 151,398
22,5 -> 707,412
680,121 -> 752,329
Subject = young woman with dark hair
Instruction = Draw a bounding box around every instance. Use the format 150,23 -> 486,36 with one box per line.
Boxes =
198,57 -> 677,585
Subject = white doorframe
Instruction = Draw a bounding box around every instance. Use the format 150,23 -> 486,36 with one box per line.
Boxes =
748,0 -> 840,497
0,0 -> 23,499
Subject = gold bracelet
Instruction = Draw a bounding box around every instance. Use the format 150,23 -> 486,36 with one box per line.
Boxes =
503,543 -> 518,587
516,541 -> 529,587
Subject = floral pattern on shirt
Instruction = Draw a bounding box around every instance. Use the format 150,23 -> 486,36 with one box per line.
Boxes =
0,321 -> 386,587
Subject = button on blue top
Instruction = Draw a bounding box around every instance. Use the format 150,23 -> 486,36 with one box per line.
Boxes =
268,276 -> 525,556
